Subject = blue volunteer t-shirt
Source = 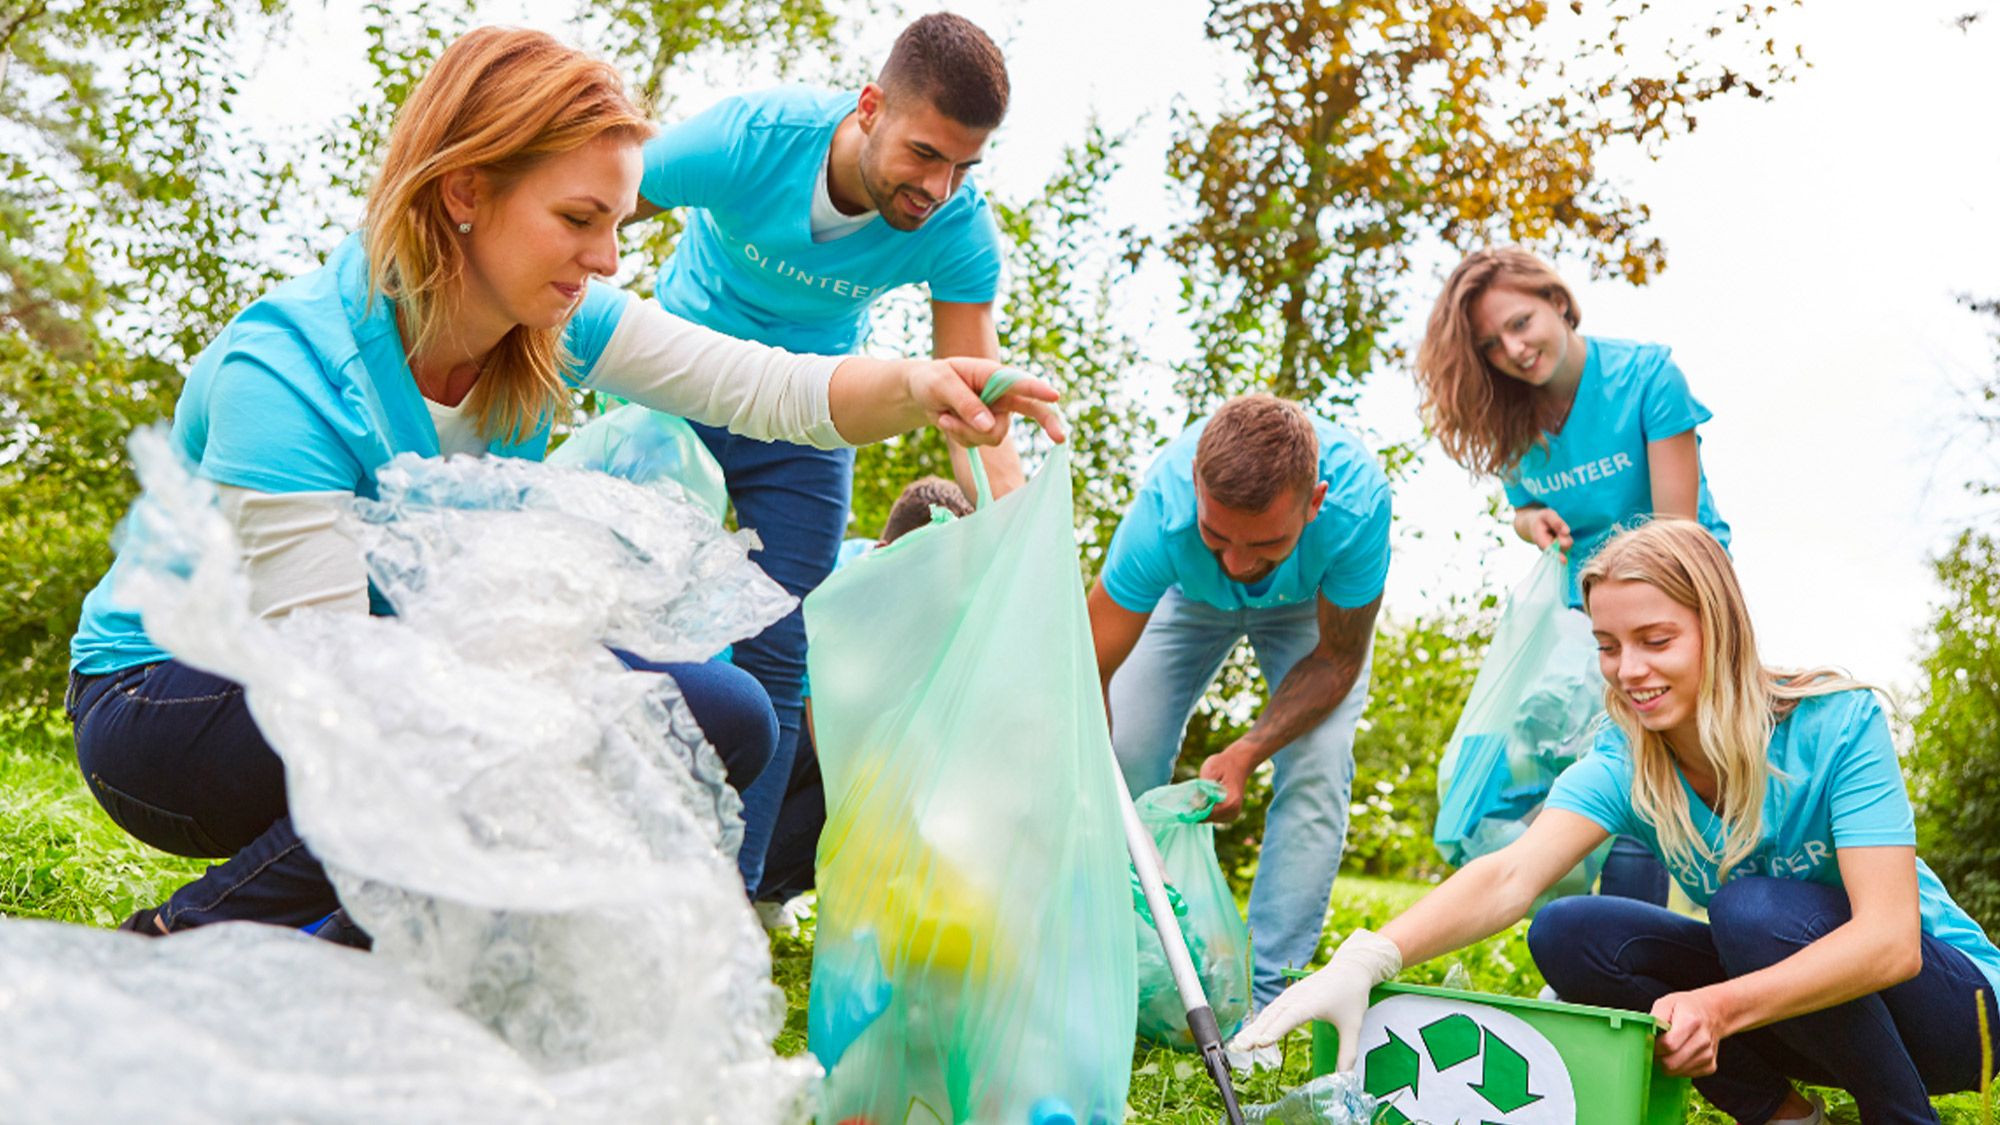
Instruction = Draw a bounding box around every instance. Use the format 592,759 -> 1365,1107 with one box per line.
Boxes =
70,234 -> 632,675
1100,413 -> 1392,613
1502,337 -> 1730,605
1548,690 -> 2000,997
642,87 -> 1004,356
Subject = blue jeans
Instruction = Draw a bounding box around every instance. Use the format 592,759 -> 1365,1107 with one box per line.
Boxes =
691,420 -> 855,894
1600,833 -> 1672,905
1528,877 -> 2000,1124
67,654 -> 775,930
756,721 -> 824,904
1105,588 -> 1371,1008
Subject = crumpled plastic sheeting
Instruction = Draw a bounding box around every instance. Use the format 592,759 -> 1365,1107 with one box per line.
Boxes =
1236,1072 -> 1379,1125
0,921 -> 559,1120
2,433 -> 817,1122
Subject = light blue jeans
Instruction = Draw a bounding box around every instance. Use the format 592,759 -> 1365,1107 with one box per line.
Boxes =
1107,588 -> 1371,1007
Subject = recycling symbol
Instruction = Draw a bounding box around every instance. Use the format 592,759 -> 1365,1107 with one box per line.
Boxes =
1355,994 -> 1576,1125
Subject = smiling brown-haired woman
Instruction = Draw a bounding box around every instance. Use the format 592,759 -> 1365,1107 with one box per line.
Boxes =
66,26 -> 1060,944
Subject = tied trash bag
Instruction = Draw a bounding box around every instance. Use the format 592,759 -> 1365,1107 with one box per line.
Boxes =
547,401 -> 730,522
1132,780 -> 1253,1050
804,444 -> 1137,1124
1434,548 -> 1608,892
4,432 -> 816,1122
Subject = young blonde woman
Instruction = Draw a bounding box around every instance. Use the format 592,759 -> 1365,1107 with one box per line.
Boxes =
1235,521 -> 2000,1125
65,27 -> 1059,942
1418,245 -> 1732,906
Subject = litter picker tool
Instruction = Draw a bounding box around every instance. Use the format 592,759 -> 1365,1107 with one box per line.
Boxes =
1117,780 -> 1247,1125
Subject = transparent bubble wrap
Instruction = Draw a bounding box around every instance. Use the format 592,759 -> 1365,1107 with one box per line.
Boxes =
0,435 -> 817,1122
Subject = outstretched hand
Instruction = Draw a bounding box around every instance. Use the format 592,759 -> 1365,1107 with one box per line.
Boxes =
915,358 -> 1065,447
1228,929 -> 1403,1071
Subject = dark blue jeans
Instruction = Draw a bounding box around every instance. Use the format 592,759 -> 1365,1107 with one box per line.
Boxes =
690,420 -> 854,894
66,654 -> 776,930
1600,833 -> 1672,905
1528,877 -> 2000,1124
757,720 -> 824,904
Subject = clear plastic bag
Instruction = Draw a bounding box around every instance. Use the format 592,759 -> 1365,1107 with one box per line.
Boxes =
1237,1072 -> 1378,1124
1132,779 -> 1253,1049
803,446 -> 1137,1123
1433,548 -> 1608,886
547,402 -> 731,522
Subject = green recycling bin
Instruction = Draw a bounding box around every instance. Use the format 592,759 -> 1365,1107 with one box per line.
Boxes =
1300,979 -> 1689,1125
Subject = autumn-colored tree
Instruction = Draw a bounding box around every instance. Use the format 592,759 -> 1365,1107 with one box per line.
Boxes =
1165,0 -> 1804,409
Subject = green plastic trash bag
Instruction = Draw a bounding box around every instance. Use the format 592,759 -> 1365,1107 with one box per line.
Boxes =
546,402 -> 729,522
1434,548 -> 1608,890
804,443 -> 1137,1124
1131,779 -> 1252,1050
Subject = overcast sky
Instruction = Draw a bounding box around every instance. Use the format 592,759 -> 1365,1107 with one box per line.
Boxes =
236,1 -> 1999,695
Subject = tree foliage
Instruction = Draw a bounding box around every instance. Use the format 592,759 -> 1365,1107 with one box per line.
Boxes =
1912,295 -> 2000,932
1164,0 -> 1804,409
2,0 -> 293,706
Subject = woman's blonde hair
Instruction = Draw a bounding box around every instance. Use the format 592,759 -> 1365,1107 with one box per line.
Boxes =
1580,520 -> 1871,881
364,27 -> 653,444
1416,246 -> 1581,478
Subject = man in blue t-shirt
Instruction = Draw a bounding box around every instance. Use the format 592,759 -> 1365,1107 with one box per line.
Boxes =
1090,395 -> 1393,1031
626,14 -> 1023,892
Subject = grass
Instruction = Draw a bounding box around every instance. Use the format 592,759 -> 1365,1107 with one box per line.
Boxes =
1,711 -> 1992,1122
0,709 -> 205,927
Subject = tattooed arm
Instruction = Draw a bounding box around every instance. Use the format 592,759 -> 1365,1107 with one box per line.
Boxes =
1198,593 -> 1381,821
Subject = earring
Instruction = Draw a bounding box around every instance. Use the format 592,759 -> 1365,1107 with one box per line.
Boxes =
457,221 -> 472,234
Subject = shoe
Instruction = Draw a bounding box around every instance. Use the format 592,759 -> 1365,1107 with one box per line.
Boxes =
755,895 -> 811,935
302,908 -> 373,951
1770,1092 -> 1826,1125
114,907 -> 169,936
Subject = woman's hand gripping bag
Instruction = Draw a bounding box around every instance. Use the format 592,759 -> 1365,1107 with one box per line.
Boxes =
803,445 -> 1137,1125
1433,548 -> 1608,893
1131,780 -> 1252,1050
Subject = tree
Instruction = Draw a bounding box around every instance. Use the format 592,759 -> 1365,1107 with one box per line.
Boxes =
1911,295 -> 2000,932
2,0 -> 292,708
1163,0 -> 1803,410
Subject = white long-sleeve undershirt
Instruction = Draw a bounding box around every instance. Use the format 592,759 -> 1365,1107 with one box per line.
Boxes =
223,293 -> 852,618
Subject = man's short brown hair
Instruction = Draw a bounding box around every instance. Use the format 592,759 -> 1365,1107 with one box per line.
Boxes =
877,13 -> 1010,129
880,475 -> 973,544
1193,394 -> 1321,512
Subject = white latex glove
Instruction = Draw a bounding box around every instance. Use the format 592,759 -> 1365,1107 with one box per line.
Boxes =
1227,929 -> 1402,1071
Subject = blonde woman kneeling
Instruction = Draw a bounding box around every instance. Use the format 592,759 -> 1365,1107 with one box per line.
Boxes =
1236,521 -> 2000,1125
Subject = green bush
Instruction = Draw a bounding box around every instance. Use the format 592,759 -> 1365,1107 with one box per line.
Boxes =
1913,530 -> 2000,933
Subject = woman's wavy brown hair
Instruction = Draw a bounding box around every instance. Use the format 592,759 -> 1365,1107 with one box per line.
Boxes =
1415,246 -> 1581,478
363,27 -> 653,444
